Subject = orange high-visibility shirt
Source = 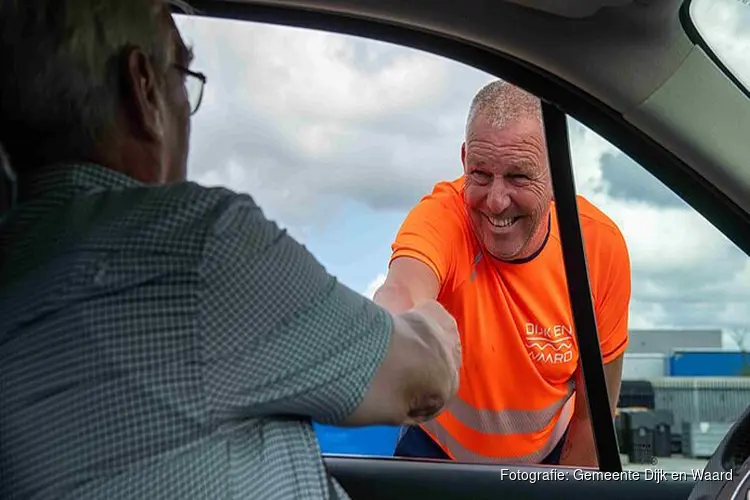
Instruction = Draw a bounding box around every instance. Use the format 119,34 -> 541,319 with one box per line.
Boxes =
390,176 -> 631,463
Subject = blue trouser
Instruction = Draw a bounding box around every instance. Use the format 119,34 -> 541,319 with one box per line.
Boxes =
393,424 -> 570,465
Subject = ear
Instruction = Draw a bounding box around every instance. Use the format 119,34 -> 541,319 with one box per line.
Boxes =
460,142 -> 467,171
121,47 -> 166,142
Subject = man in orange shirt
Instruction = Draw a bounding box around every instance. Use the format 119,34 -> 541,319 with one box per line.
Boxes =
373,80 -> 631,467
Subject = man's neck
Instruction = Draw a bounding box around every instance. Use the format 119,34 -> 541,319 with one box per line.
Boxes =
499,213 -> 552,264
94,126 -> 168,185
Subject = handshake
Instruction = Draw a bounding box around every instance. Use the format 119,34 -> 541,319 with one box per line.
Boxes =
398,300 -> 463,422
347,299 -> 462,427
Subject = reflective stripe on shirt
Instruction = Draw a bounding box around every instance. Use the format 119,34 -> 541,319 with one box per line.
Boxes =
421,380 -> 575,463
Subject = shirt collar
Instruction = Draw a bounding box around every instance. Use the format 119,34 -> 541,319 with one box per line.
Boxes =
17,163 -> 143,202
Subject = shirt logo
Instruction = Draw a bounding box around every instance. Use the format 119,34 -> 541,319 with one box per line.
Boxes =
524,323 -> 575,364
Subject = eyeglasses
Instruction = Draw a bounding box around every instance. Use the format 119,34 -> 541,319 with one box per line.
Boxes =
174,65 -> 206,115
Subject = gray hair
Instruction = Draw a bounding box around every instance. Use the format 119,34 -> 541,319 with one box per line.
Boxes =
465,80 -> 543,138
0,0 -> 192,171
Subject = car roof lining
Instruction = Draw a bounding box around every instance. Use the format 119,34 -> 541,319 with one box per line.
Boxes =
234,0 -> 691,109
627,44 -> 750,219
503,0 -> 636,19
212,0 -> 750,219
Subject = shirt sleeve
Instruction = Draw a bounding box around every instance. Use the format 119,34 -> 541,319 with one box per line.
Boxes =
593,224 -> 632,364
199,193 -> 392,425
390,185 -> 464,288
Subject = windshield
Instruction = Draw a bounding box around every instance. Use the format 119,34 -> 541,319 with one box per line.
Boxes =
689,0 -> 750,92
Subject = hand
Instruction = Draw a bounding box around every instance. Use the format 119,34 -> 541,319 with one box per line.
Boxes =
409,299 -> 462,395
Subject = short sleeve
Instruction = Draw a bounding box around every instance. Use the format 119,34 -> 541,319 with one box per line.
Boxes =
199,193 -> 392,425
390,182 -> 465,287
593,224 -> 631,364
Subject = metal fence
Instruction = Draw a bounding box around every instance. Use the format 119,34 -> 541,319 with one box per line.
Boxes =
681,422 -> 735,458
650,377 -> 750,425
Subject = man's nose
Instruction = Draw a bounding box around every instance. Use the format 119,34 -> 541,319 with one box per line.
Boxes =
486,180 -> 512,214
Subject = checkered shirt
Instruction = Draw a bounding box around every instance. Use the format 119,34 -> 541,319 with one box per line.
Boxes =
0,163 -> 391,500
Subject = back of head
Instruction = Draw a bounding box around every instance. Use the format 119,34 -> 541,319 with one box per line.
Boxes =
0,0 -> 184,173
465,80 -> 543,138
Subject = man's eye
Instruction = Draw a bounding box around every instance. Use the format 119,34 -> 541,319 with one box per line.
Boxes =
508,173 -> 529,180
471,171 -> 491,180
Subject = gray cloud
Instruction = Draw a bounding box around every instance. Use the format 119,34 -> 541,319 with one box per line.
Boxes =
184,20 -> 494,224
599,151 -> 684,207
628,237 -> 750,330
691,0 -> 750,90
177,15 -> 750,338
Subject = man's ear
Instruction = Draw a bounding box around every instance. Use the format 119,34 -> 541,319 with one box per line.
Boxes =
122,47 -> 165,142
460,142 -> 467,171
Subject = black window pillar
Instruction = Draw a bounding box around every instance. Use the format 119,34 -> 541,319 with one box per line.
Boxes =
541,101 -> 622,473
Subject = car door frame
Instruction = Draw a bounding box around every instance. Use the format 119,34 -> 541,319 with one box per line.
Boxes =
186,0 -> 750,492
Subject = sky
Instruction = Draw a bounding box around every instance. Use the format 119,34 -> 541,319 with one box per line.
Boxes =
174,0 -> 750,350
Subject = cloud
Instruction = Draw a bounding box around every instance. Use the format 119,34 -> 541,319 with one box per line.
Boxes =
175,13 -> 750,343
598,152 -> 684,207
178,16 -> 495,231
690,0 -> 750,90
577,145 -> 750,332
567,119 -> 613,196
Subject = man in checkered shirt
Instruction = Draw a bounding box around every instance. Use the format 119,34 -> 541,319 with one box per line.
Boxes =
0,1 -> 462,498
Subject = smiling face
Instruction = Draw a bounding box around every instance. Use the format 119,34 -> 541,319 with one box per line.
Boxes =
461,114 -> 553,261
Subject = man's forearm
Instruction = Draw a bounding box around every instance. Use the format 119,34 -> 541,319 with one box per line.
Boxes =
558,413 -> 598,467
558,366 -> 599,467
373,283 -> 417,314
558,356 -> 624,467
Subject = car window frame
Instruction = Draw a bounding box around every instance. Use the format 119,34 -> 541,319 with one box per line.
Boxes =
540,102 -> 622,471
184,0 -> 750,473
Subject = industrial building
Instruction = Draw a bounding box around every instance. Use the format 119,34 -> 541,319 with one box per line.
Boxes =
626,328 -> 722,354
615,328 -> 750,464
622,329 -> 749,379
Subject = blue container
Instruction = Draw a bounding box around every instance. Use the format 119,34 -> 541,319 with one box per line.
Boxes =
313,424 -> 401,456
669,350 -> 750,376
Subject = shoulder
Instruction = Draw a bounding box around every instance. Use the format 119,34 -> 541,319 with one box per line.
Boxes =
427,176 -> 466,208
403,176 -> 469,227
154,181 -> 247,213
575,196 -> 627,248
571,196 -> 630,280
392,176 -> 475,286
404,176 -> 475,235
101,181 -> 263,252
137,181 -> 258,229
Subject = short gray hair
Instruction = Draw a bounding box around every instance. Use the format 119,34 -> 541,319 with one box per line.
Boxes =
465,80 -> 542,138
0,0 -> 192,171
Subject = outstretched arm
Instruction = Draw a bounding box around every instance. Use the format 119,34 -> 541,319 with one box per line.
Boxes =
373,257 -> 441,313
201,193 -> 461,428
